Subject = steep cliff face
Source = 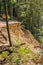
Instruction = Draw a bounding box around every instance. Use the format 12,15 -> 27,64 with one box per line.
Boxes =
0,21 -> 43,65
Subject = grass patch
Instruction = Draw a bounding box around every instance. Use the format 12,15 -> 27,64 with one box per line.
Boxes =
0,51 -> 8,58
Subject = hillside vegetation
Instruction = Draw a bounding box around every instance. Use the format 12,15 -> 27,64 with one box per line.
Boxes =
0,0 -> 43,65
0,0 -> 43,44
0,22 -> 43,65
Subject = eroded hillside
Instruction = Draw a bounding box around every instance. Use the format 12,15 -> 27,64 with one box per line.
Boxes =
0,21 -> 43,65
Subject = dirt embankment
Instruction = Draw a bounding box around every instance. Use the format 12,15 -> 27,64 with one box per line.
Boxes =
0,21 -> 43,65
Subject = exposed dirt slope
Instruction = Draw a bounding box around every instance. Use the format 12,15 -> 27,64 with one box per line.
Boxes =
0,21 -> 43,65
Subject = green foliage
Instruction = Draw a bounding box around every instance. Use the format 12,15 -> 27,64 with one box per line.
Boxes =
10,0 -> 16,4
8,15 -> 11,19
18,48 -> 24,55
18,45 -> 33,56
9,46 -> 14,52
38,36 -> 43,44
10,53 -> 20,65
12,0 -> 43,44
16,39 -> 21,47
0,51 -> 8,58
